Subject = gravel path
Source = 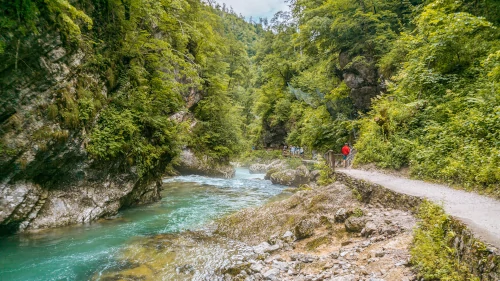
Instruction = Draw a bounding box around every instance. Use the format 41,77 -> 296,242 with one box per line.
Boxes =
337,169 -> 500,249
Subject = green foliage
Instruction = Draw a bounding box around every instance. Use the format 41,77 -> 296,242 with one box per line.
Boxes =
355,1 -> 500,193
285,157 -> 303,169
314,158 -> 333,186
411,201 -> 480,281
191,94 -> 244,163
0,0 -> 92,53
0,0 -> 264,179
238,150 -> 283,166
352,207 -> 363,217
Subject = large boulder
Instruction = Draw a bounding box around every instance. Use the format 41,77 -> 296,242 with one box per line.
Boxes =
176,149 -> 235,179
268,165 -> 310,186
249,163 -> 268,174
294,219 -> 315,239
345,216 -> 367,233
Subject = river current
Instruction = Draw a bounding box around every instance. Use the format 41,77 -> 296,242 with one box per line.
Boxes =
0,168 -> 287,281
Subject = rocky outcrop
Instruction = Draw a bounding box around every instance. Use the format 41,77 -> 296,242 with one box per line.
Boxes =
337,52 -> 385,112
0,176 -> 162,233
266,165 -> 310,186
176,149 -> 235,178
0,31 -> 187,233
249,160 -> 286,174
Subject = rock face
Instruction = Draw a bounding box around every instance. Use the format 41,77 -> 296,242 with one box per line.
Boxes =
0,173 -> 162,233
0,32 -> 180,234
267,165 -> 310,186
176,149 -> 235,178
338,52 -> 385,112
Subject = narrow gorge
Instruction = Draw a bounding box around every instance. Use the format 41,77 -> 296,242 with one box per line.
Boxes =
1,0 -> 499,280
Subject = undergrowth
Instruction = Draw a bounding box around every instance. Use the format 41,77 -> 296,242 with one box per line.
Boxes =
411,201 -> 480,281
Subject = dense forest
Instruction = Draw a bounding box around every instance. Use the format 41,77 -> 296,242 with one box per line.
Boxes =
1,0 -> 499,194
0,0 -> 264,186
250,0 -> 500,195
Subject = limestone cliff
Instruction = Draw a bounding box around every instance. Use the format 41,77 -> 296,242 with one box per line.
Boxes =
0,32 -> 168,234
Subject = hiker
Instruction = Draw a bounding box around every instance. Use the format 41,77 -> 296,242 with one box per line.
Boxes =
341,143 -> 351,168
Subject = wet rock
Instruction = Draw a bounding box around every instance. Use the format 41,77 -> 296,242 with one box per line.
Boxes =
294,219 -> 315,239
268,165 -> 310,187
176,149 -> 235,178
249,164 -> 269,174
345,217 -> 367,232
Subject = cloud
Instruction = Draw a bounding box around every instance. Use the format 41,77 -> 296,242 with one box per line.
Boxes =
215,0 -> 289,19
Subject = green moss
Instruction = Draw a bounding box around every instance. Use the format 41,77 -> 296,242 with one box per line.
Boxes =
306,236 -> 330,251
47,104 -> 59,120
351,188 -> 362,201
352,207 -> 363,217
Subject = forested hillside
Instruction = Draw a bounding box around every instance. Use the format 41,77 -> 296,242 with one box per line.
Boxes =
0,0 -> 263,184
250,0 -> 499,195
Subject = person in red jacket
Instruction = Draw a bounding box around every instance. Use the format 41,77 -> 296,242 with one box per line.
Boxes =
341,143 -> 351,168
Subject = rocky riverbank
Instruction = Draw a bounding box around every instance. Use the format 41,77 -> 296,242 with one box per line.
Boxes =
95,181 -> 417,281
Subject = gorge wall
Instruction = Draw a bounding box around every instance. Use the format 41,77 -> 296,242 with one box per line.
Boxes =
0,32 -> 165,234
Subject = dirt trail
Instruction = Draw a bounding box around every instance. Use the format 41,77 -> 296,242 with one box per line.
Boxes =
337,169 -> 500,249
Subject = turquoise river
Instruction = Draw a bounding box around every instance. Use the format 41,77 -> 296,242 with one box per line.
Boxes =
0,168 -> 288,281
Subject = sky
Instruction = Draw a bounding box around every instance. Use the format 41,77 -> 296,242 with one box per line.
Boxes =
214,0 -> 289,20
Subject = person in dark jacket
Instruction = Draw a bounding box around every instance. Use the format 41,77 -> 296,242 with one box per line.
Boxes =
341,143 -> 351,168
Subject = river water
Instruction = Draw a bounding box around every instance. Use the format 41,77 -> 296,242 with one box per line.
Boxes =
0,168 -> 288,281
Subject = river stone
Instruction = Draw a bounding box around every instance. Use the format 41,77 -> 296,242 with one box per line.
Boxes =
361,221 -> 378,237
294,219 -> 315,239
332,274 -> 356,281
345,217 -> 367,233
250,262 -> 264,273
310,170 -> 321,182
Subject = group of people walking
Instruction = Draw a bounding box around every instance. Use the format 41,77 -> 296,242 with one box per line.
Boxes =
283,145 -> 304,157
281,143 -> 352,167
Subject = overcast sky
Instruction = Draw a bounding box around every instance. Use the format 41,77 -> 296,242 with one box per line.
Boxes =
215,0 -> 289,20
